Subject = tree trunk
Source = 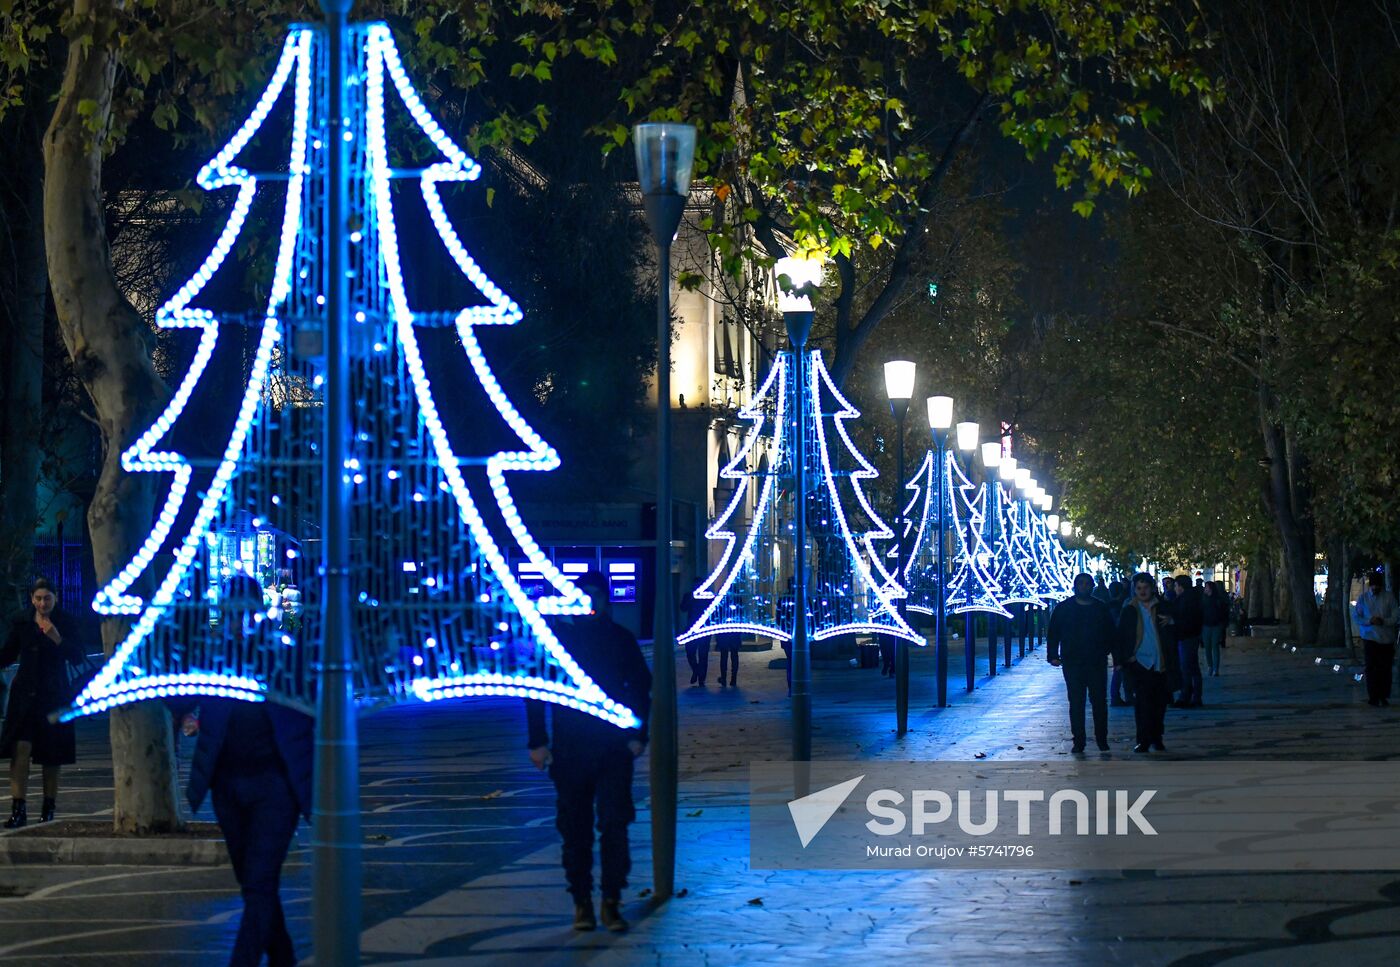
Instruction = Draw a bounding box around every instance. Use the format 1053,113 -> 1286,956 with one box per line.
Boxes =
43,0 -> 181,834
1247,550 -> 1274,622
1258,388 -> 1318,641
0,105 -> 48,611
1316,534 -> 1345,647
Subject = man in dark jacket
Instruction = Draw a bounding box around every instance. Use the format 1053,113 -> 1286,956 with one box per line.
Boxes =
183,699 -> 313,967
1047,573 -> 1117,753
1171,574 -> 1205,707
1116,572 -> 1181,752
527,570 -> 651,934
179,574 -> 314,967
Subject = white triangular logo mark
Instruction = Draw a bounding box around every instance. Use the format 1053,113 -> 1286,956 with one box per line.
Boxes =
787,775 -> 864,848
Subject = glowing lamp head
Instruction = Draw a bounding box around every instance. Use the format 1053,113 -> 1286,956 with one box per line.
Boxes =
925,395 -> 954,431
1086,533 -> 1096,544
1038,493 -> 1053,511
999,456 -> 1018,481
633,123 -> 696,197
1060,521 -> 1073,537
980,442 -> 1002,469
1014,468 -> 1032,492
884,360 -> 916,401
955,421 -> 979,452
775,255 -> 825,313
1047,513 -> 1060,530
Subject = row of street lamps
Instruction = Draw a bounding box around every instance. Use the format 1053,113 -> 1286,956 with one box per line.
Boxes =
883,360 -> 1086,724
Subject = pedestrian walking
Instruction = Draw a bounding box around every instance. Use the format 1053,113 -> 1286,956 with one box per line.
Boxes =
1115,572 -> 1180,753
1353,571 -> 1397,707
1091,576 -> 1111,604
180,574 -> 313,967
1046,574 -> 1117,753
778,579 -> 796,695
714,634 -> 740,687
1201,580 -> 1229,676
1,578 -> 86,828
527,570 -> 651,933
683,583 -> 711,687
1106,580 -> 1134,706
1171,574 -> 1204,707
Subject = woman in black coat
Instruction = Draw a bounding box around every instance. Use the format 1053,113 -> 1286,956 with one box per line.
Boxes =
1,578 -> 86,828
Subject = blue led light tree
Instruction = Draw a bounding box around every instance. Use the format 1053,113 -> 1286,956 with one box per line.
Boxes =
986,476 -> 1042,609
61,23 -> 638,731
945,450 -> 1012,620
891,450 -> 942,616
682,351 -> 920,649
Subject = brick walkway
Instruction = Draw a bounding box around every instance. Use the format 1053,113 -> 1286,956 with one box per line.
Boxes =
1,633 -> 1397,965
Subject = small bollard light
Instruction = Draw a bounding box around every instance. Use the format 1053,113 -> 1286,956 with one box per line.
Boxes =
1333,664 -> 1342,673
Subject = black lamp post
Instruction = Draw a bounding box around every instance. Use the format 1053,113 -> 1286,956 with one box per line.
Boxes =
980,440 -> 1004,675
955,421 -> 979,693
634,121 -> 696,903
777,255 -> 822,770
926,396 -> 953,707
884,361 -> 915,735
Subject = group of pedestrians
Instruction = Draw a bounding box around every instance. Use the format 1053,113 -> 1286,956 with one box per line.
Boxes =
1048,571 -> 1232,754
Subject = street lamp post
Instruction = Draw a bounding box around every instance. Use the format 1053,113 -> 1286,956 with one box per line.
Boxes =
777,255 -> 823,768
634,121 -> 696,903
314,4 -> 360,964
980,441 -> 1004,675
955,421 -> 978,693
926,396 -> 954,707
885,361 -> 916,736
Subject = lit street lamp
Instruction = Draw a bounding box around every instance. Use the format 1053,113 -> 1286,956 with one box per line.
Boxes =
634,121 -> 696,903
926,395 -> 954,707
981,441 -> 1010,672
955,421 -> 979,692
777,253 -> 824,767
884,360 -> 916,736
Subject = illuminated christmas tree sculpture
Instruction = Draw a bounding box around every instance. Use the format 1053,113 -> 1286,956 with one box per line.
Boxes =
62,23 -> 637,728
890,450 -> 942,616
681,351 -> 920,647
944,452 -> 1012,618
985,476 -> 1043,608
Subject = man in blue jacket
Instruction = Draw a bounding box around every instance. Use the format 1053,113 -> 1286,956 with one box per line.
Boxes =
527,570 -> 651,934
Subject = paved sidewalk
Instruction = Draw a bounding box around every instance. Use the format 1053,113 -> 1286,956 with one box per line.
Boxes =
1,633 -> 1397,965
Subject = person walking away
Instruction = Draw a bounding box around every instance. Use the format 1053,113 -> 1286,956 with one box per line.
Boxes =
528,570 -> 651,932
777,579 -> 796,695
683,583 -> 711,687
1201,581 -> 1229,676
1046,573 -> 1117,753
1091,576 -> 1111,604
714,634 -> 740,687
1171,575 -> 1205,707
1116,573 -> 1180,753
1,578 -> 85,828
177,574 -> 312,967
1106,580 -> 1134,706
1353,571 -> 1397,707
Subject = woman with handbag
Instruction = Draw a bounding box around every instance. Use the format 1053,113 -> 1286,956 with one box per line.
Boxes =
1,577 -> 86,827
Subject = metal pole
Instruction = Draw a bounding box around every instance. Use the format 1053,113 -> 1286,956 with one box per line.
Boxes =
963,458 -> 976,694
314,3 -> 361,963
934,435 -> 948,708
787,317 -> 813,769
642,194 -> 683,902
894,410 -> 909,735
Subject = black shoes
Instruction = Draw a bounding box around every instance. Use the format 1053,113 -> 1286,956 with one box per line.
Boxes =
40,798 -> 54,823
3,799 -> 25,829
572,898 -> 597,931
1133,743 -> 1150,753
1153,741 -> 1166,752
599,898 -> 628,933
1071,742 -> 1086,754
729,676 -> 737,687
1096,739 -> 1110,752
